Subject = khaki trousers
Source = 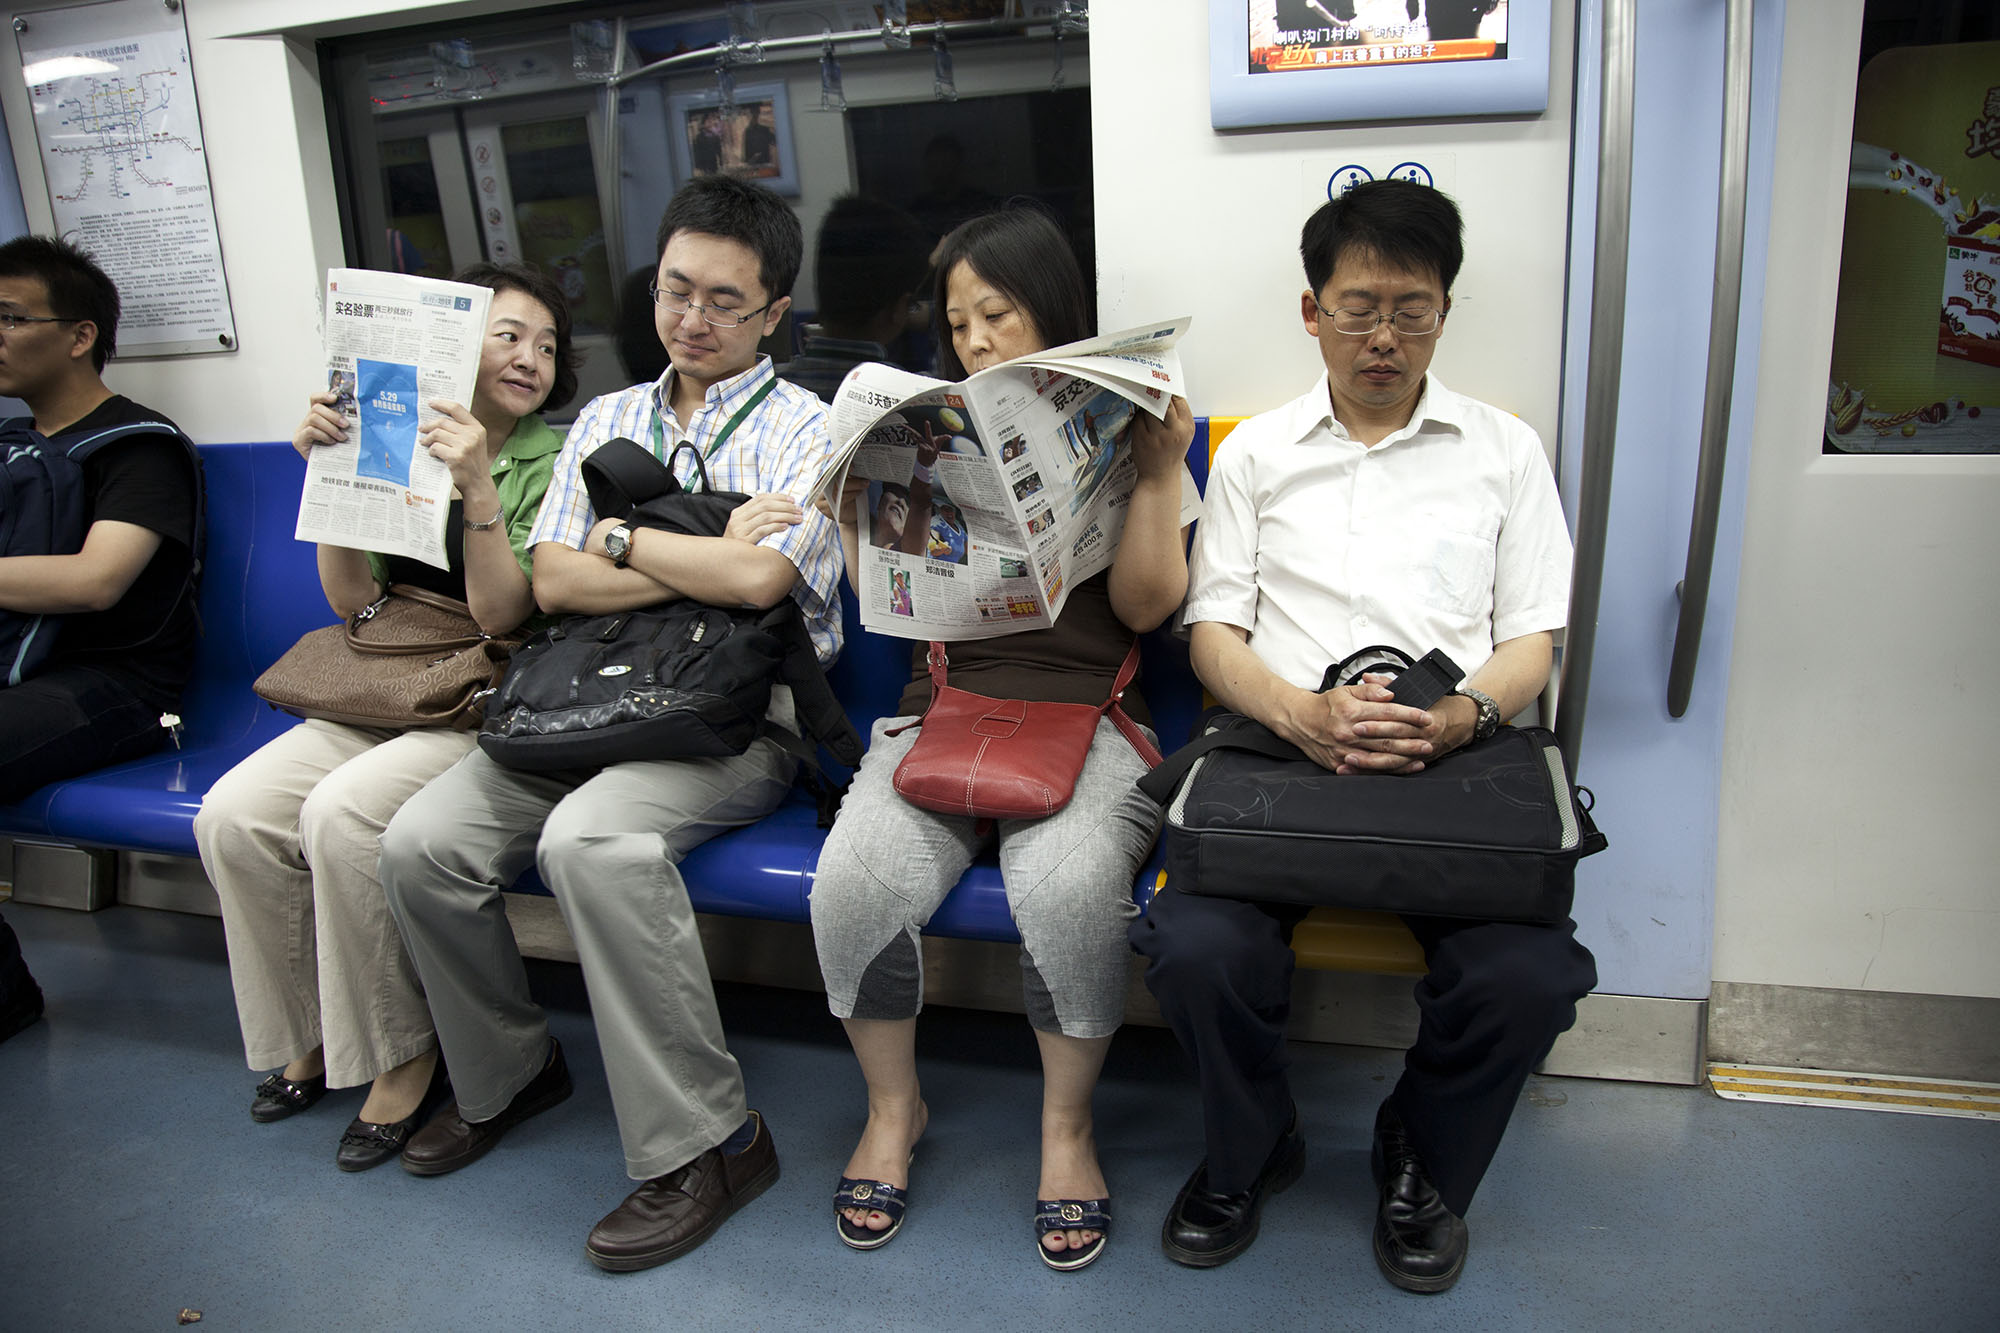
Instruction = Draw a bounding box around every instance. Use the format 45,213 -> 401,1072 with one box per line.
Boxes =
379,691 -> 799,1180
194,720 -> 475,1087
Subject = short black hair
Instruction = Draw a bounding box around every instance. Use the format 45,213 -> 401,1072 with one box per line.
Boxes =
931,205 -> 1091,382
654,174 -> 803,303
815,194 -> 931,331
452,261 -> 581,413
1300,179 -> 1464,300
0,234 -> 121,370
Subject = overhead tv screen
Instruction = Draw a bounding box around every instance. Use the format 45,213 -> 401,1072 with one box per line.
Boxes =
1211,1 -> 1549,129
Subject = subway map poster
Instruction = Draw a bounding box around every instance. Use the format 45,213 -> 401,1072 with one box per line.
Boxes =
15,0 -> 236,356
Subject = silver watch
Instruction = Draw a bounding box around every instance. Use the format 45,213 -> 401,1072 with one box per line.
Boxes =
1455,685 -> 1501,742
603,523 -> 634,568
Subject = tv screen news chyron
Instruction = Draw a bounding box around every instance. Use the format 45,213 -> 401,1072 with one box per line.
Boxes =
1210,1 -> 1548,129
1250,1 -> 1508,77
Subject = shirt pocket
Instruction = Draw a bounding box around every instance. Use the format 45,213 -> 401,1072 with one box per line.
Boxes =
1416,510 -> 1500,620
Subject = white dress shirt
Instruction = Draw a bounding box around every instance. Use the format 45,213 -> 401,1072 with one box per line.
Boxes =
1183,373 -> 1572,690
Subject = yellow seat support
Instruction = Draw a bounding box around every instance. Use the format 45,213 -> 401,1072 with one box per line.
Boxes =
1290,908 -> 1427,974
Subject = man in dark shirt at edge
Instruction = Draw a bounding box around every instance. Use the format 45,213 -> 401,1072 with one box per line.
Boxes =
777,195 -> 931,404
0,234 -> 203,1043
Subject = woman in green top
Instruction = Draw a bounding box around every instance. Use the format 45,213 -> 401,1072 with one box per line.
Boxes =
194,263 -> 577,1170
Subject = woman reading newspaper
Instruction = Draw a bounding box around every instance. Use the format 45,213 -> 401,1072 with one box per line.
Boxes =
193,264 -> 576,1171
812,208 -> 1197,1270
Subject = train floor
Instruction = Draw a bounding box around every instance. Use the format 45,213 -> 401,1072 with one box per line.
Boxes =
2,898 -> 1994,1331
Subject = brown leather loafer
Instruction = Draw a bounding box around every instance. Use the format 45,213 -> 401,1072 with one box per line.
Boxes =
585,1111 -> 781,1272
401,1038 -> 571,1177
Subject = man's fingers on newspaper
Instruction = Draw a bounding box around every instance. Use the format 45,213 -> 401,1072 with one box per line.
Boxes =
725,493 -> 805,545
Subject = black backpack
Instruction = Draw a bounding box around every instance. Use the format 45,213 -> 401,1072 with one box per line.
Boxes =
0,414 -> 204,686
477,438 -> 862,789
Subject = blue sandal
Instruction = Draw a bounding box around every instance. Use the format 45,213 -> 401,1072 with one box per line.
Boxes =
1036,1197 -> 1111,1271
835,1177 -> 911,1250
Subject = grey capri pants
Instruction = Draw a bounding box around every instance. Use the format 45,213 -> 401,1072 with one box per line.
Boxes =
810,713 -> 1163,1039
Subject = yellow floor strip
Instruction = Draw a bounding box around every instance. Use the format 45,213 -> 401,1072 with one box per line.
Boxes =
1708,1063 -> 2000,1120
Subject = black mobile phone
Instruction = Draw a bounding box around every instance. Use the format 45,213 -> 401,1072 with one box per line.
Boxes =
1383,648 -> 1463,711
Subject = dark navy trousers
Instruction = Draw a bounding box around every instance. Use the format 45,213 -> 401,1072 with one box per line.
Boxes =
1131,888 -> 1598,1217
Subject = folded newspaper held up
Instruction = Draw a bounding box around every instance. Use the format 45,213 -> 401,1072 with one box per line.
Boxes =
293,269 -> 494,571
803,317 -> 1193,641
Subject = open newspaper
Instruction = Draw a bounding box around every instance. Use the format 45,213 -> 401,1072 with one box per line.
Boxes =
293,269 -> 493,570
810,317 -> 1191,640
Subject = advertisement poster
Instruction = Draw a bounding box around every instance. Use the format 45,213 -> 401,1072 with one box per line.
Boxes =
1826,32 -> 2000,453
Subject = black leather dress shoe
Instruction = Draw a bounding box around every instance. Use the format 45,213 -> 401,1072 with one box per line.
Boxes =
0,979 -> 45,1045
1371,1100 -> 1469,1293
400,1038 -> 571,1177
1160,1112 -> 1306,1268
585,1111 -> 781,1272
336,1062 -> 451,1173
250,1070 -> 328,1123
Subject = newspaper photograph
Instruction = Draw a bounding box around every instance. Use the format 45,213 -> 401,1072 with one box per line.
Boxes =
292,270 -> 493,569
819,317 -> 1196,640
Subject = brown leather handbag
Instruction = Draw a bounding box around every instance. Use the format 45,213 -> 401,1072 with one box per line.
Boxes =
890,639 -> 1161,822
253,584 -> 519,731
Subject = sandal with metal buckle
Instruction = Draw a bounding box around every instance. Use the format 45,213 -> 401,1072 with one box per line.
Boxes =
1036,1197 -> 1110,1272
834,1176 -> 911,1250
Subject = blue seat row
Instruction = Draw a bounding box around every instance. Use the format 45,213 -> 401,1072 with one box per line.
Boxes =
0,426 -> 1218,942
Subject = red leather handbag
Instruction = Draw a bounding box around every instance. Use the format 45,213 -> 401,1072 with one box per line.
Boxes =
890,639 -> 1162,822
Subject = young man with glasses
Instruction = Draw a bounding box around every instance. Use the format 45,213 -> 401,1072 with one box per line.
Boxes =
1131,179 -> 1596,1291
379,176 -> 840,1270
0,235 -> 201,1044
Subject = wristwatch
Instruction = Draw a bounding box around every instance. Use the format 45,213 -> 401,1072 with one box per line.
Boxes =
1455,685 -> 1501,743
462,505 -> 505,531
603,523 -> 634,568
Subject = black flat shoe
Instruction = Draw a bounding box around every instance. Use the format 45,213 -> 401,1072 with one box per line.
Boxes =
337,1062 -> 451,1173
1161,1112 -> 1306,1269
250,1071 -> 328,1123
1371,1100 -> 1469,1293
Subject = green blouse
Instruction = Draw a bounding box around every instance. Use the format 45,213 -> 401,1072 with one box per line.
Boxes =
366,413 -> 563,588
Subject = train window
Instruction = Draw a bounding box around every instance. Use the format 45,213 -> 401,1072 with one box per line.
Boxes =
317,3 -> 1095,417
1823,1 -> 2000,454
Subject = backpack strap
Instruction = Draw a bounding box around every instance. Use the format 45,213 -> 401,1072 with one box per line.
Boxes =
58,417 -> 208,644
1135,717 -> 1309,806
581,436 -> 678,518
772,604 -> 864,767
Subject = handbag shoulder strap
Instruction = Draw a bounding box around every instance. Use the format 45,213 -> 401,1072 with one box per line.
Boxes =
1100,639 -> 1161,767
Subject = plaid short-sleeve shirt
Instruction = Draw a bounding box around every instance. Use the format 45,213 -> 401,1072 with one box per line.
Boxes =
529,357 -> 845,663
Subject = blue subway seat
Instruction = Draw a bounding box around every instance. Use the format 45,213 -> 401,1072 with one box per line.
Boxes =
0,423 -> 1216,947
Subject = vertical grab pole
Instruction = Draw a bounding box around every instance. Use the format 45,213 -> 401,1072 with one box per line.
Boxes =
598,18 -> 630,282
1554,0 -> 1638,772
1666,0 -> 1753,718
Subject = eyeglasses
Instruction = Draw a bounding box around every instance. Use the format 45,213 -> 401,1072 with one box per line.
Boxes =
0,311 -> 81,332
1312,300 -> 1444,337
648,284 -> 772,329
